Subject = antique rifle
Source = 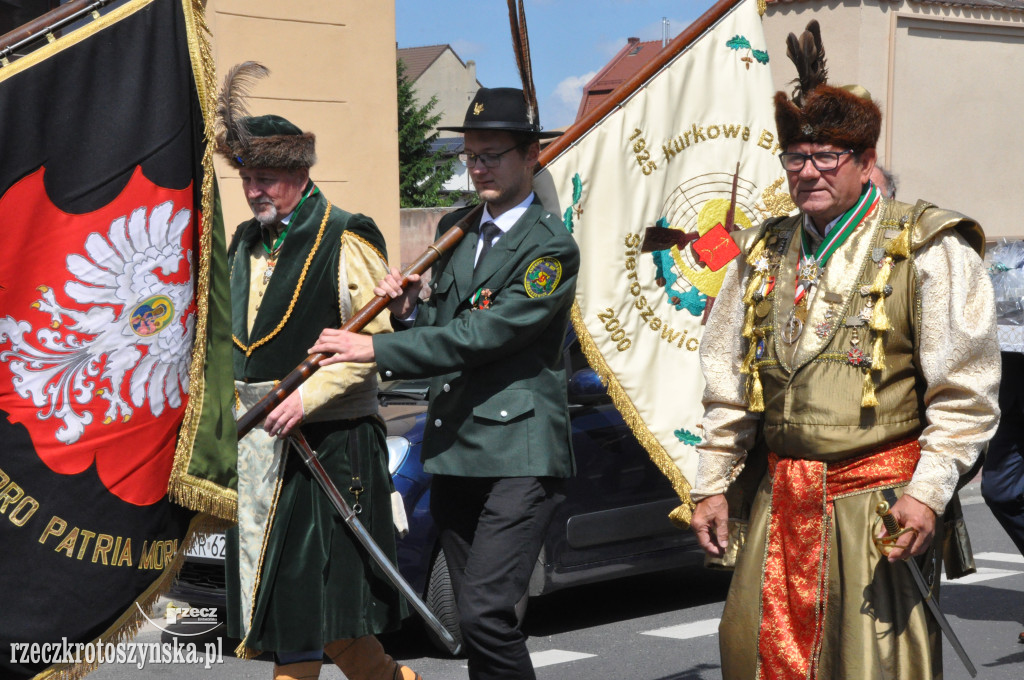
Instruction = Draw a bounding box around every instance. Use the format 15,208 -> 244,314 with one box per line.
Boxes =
235,203 -> 484,439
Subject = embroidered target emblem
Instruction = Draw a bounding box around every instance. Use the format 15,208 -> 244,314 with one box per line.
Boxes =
524,257 -> 562,298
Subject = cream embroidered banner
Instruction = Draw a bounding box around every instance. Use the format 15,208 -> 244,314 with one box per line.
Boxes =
535,0 -> 790,523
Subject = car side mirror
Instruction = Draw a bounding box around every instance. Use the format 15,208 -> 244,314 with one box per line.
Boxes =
567,368 -> 609,405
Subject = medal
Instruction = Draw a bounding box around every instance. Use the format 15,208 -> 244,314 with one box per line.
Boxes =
859,297 -> 875,322
815,306 -> 836,339
756,299 -> 772,318
263,259 -> 276,285
779,309 -> 804,344
794,301 -> 809,323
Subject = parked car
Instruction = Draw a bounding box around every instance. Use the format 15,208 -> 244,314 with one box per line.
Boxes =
170,332 -> 703,653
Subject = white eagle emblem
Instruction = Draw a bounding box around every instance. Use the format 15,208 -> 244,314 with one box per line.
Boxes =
0,201 -> 195,444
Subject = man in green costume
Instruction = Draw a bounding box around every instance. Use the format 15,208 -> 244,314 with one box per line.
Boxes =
311,87 -> 579,680
689,23 -> 1000,680
216,63 -> 419,680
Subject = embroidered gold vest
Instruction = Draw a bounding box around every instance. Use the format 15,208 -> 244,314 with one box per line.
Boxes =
739,199 -> 982,461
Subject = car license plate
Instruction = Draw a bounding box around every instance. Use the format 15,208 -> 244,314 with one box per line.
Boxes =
187,532 -> 226,560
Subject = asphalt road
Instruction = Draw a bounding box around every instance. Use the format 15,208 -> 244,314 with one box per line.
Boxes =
90,481 -> 1024,679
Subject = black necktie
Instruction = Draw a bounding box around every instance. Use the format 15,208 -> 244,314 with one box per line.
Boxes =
476,221 -> 501,268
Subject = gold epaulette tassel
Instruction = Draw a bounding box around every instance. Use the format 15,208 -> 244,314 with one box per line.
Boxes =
741,335 -> 758,374
886,226 -> 911,259
743,270 -> 764,305
870,257 -> 892,295
870,294 -> 890,332
861,368 -> 879,408
748,368 -> 765,412
872,334 -> 887,372
747,238 -> 766,265
742,303 -> 756,339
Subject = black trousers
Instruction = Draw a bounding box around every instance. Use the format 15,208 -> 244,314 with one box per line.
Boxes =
982,351 -> 1024,557
430,475 -> 565,680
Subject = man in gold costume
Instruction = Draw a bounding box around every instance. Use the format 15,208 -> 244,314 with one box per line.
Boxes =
690,22 -> 1000,680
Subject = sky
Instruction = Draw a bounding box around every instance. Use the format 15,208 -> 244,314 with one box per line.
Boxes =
395,0 -> 718,130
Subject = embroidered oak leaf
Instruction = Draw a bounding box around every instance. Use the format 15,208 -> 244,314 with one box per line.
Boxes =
675,428 -> 702,446
726,35 -> 751,51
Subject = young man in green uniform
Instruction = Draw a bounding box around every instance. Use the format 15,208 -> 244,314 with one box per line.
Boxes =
689,24 -> 1000,680
216,64 -> 418,680
311,87 -> 580,680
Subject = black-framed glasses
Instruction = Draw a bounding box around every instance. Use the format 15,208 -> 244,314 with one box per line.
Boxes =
779,150 -> 854,172
458,144 -> 522,169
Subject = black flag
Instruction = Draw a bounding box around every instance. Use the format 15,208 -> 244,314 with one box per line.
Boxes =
0,1 -> 236,676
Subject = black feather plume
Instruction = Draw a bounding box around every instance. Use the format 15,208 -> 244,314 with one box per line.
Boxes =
216,61 -> 270,146
785,20 -> 828,107
507,0 -> 539,127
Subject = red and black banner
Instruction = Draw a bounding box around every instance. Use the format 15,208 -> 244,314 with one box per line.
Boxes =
0,1 -> 236,676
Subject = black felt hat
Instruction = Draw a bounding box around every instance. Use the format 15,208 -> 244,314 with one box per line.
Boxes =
439,87 -> 561,139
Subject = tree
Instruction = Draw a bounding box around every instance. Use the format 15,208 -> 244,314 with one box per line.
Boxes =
397,59 -> 459,208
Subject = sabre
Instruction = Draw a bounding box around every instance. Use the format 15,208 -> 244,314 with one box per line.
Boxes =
287,431 -> 460,653
875,489 -> 976,677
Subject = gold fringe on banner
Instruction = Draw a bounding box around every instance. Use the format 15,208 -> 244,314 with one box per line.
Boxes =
34,513 -> 231,680
570,304 -> 695,526
167,0 -> 238,521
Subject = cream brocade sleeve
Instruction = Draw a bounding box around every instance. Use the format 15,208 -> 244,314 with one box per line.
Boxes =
905,231 -> 1000,514
691,257 -> 761,503
299,233 -> 393,416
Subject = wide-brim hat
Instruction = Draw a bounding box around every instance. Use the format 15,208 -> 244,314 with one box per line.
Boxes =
439,87 -> 561,139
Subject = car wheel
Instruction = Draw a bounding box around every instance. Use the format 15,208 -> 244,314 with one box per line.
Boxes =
423,547 -> 530,657
424,548 -> 464,657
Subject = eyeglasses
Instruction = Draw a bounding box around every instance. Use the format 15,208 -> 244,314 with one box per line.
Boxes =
458,144 -> 522,169
779,150 -> 855,173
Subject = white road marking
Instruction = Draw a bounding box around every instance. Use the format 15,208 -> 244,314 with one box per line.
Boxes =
973,551 -> 1024,565
943,566 -> 1022,585
641,618 -> 720,640
529,649 -> 597,668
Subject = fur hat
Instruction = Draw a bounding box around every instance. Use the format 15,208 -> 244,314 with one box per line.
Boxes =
773,21 -> 881,153
214,62 -> 317,170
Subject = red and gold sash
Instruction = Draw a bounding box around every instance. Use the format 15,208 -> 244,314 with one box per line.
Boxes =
757,439 -> 921,680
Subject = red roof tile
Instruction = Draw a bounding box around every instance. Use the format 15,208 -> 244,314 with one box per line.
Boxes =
576,39 -> 668,121
397,44 -> 453,82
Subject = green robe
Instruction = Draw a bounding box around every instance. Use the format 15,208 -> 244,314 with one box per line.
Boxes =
225,185 -> 405,653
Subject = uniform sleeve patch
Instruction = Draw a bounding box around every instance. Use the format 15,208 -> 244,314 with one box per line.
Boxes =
524,257 -> 562,298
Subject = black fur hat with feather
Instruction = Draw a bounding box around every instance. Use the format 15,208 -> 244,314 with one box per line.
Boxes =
214,62 -> 317,170
774,21 -> 881,153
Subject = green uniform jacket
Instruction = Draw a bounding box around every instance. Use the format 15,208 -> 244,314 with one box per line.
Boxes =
374,200 -> 579,478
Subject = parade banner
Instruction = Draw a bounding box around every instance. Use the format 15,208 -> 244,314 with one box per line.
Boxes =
0,1 -> 236,676
535,0 -> 792,524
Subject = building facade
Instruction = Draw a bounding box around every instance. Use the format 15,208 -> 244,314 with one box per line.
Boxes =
205,0 -> 400,247
765,0 -> 1024,239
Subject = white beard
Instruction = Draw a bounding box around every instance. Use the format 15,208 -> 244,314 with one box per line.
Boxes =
250,200 -> 278,226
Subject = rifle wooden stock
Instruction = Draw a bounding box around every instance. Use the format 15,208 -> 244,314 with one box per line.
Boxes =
235,203 -> 484,439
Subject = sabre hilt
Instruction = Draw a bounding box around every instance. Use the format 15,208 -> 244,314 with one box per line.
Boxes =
873,500 -> 917,556
876,501 -> 901,534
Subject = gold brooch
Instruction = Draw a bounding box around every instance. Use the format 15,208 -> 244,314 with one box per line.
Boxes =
473,103 -> 484,116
